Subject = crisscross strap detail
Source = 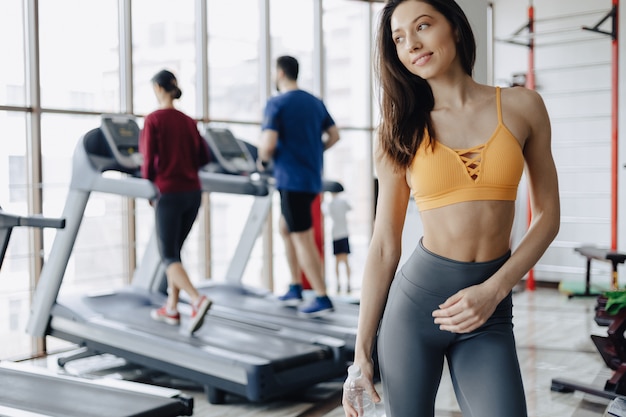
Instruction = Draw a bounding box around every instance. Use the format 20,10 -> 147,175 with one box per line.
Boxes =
456,144 -> 485,180
410,86 -> 524,211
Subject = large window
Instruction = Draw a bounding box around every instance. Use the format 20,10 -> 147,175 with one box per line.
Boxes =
1,1 -> 26,106
0,112 -> 29,359
208,0 -> 261,122
40,113 -> 132,293
323,0 -> 372,129
132,0 -> 197,117
0,2 -> 30,358
0,0 -> 379,360
39,0 -> 119,112
270,0 -> 315,93
320,1 -> 381,291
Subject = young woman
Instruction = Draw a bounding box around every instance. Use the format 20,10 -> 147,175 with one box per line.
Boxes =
343,1 -> 560,416
140,69 -> 212,335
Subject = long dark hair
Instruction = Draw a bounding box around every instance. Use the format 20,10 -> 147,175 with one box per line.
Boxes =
376,0 -> 476,170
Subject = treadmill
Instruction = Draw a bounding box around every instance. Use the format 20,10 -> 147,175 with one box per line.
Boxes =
0,208 -> 193,416
137,126 -> 361,357
26,114 -> 347,405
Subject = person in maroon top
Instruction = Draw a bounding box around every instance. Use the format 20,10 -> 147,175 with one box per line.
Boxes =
140,69 -> 212,335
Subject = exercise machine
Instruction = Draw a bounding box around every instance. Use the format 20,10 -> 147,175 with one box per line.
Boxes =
0,361 -> 194,417
202,126 -> 360,353
559,246 -> 626,297
136,126 -> 361,357
26,114 -> 347,404
551,294 -> 626,401
0,207 -> 193,416
551,246 -> 626,400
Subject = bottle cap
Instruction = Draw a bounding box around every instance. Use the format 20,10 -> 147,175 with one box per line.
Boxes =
348,364 -> 362,378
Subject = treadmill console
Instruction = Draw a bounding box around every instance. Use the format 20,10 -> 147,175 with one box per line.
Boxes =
100,114 -> 142,170
203,127 -> 256,175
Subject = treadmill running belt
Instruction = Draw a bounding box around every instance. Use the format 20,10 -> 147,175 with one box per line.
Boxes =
60,290 -> 335,368
0,366 -> 192,417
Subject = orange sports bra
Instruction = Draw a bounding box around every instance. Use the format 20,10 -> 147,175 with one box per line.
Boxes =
410,87 -> 524,211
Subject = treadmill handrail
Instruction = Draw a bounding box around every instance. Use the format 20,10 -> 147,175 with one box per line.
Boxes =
199,171 -> 268,196
0,210 -> 63,229
0,209 -> 66,272
91,176 -> 158,199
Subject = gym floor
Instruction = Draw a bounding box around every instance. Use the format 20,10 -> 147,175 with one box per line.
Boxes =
25,286 -> 616,416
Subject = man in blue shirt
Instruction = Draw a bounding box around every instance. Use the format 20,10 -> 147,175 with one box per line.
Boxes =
257,56 -> 340,317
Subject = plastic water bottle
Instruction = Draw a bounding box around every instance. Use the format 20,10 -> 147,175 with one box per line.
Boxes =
605,397 -> 626,416
345,364 -> 377,417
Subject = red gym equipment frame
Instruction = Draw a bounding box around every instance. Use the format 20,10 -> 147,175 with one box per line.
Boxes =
300,195 -> 324,290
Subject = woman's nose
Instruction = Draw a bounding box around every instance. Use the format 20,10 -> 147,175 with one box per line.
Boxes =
405,33 -> 421,51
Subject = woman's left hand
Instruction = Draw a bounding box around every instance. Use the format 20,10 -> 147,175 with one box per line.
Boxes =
432,283 -> 501,333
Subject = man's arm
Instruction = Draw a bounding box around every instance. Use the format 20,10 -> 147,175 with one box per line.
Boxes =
257,128 -> 278,170
323,125 -> 340,151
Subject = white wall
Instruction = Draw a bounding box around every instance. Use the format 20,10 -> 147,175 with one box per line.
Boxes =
458,0 -> 491,84
493,0 -> 617,285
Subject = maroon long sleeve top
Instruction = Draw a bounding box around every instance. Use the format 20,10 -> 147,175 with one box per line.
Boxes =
139,109 -> 210,194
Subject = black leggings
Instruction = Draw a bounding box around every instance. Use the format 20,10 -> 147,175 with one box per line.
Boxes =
155,190 -> 201,267
378,239 -> 527,417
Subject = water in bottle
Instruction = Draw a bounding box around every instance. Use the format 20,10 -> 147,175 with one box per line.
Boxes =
345,364 -> 377,417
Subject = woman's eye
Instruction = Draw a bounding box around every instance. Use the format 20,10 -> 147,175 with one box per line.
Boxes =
394,36 -> 404,44
417,23 -> 430,31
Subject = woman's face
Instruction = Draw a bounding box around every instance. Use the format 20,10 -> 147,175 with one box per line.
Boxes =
390,0 -> 459,80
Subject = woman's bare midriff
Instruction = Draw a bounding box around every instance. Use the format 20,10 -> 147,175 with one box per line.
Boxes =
420,200 -> 516,262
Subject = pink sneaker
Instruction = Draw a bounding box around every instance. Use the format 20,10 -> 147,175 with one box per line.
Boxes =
189,295 -> 212,334
151,306 -> 180,325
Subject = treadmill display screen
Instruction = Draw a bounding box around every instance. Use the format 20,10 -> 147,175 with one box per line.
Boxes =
103,118 -> 140,154
210,130 -> 245,159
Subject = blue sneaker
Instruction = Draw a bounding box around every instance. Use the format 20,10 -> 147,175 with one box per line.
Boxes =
278,284 -> 303,306
298,295 -> 334,317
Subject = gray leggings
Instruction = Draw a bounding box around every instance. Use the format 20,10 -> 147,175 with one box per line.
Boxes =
378,240 -> 527,417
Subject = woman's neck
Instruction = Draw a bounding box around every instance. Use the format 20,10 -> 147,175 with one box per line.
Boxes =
429,74 -> 478,111
159,100 -> 175,110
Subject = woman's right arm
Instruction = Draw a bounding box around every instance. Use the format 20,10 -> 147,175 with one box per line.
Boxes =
343,148 -> 411,416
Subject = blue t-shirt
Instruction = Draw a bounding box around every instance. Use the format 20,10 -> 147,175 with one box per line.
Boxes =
261,89 -> 335,193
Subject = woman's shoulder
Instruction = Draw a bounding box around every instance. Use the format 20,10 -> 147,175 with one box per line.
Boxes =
497,86 -> 550,144
500,85 -> 545,109
499,86 -> 549,125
